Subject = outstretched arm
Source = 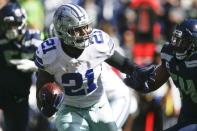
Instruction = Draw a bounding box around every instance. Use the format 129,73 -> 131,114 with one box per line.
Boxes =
152,63 -> 170,90
124,62 -> 170,93
105,51 -> 135,74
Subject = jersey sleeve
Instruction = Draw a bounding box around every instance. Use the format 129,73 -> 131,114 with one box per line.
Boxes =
34,38 -> 58,70
92,29 -> 115,59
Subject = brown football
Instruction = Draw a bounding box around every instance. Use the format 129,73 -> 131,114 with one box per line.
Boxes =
38,82 -> 63,105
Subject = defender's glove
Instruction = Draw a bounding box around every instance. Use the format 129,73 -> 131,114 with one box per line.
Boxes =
124,65 -> 156,93
37,83 -> 64,117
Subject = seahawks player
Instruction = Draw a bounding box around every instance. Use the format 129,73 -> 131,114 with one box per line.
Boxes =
124,19 -> 197,131
0,2 -> 42,131
34,3 -> 135,131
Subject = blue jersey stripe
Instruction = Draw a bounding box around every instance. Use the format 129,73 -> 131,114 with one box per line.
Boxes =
35,53 -> 43,64
34,58 -> 44,69
34,53 -> 44,69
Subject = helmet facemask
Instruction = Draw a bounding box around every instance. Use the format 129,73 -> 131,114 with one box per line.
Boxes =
55,24 -> 93,49
67,25 -> 93,49
4,18 -> 26,40
171,29 -> 197,60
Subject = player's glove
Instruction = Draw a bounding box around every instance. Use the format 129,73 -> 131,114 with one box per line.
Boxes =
37,89 -> 64,117
10,59 -> 38,72
124,65 -> 156,93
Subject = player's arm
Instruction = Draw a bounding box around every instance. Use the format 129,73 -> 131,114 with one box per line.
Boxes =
36,69 -> 54,94
36,68 -> 54,107
105,50 -> 135,74
36,69 -> 57,117
152,63 -> 170,89
124,62 -> 170,93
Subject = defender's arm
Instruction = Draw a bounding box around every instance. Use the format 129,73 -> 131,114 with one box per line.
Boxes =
124,62 -> 170,93
152,63 -> 170,90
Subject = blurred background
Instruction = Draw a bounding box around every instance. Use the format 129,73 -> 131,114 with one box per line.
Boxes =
0,0 -> 197,131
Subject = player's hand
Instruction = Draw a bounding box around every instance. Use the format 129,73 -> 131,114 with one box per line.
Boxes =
124,65 -> 156,92
37,83 -> 64,117
37,93 -> 64,117
10,59 -> 38,72
22,39 -> 43,48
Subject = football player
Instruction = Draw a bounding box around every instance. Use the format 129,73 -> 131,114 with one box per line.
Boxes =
46,23 -> 132,131
34,3 -> 135,131
0,2 -> 42,131
124,19 -> 197,131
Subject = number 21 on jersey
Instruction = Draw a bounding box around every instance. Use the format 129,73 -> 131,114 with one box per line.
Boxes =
62,69 -> 97,96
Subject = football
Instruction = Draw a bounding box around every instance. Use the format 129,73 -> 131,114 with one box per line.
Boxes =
38,82 -> 64,117
38,82 -> 63,105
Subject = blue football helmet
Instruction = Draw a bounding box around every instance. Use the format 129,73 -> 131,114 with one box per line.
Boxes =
171,19 -> 197,60
0,2 -> 27,40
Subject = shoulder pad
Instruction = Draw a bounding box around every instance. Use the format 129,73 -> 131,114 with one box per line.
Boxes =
91,29 -> 115,56
160,42 -> 173,62
34,38 -> 59,69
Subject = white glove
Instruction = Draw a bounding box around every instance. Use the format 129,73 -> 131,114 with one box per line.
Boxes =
23,38 -> 43,48
10,59 -> 38,72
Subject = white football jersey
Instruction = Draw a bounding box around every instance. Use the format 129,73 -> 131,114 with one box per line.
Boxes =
35,29 -> 115,108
